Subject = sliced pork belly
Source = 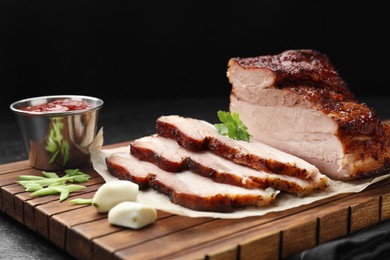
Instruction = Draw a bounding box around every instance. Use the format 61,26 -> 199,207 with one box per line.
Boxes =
130,135 -> 330,196
156,115 -> 321,180
227,49 -> 390,180
106,153 -> 278,212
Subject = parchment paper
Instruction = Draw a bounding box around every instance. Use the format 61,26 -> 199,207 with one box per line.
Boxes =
90,128 -> 390,219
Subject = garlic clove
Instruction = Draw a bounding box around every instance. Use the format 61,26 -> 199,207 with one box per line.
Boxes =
92,180 -> 139,213
108,201 -> 157,229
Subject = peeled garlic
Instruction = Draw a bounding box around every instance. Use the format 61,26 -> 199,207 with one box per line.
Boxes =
92,180 -> 139,213
108,201 -> 157,229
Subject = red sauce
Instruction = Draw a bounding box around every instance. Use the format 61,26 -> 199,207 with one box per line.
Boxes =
21,98 -> 93,112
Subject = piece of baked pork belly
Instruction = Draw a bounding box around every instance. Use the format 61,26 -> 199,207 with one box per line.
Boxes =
227,49 -> 390,180
156,115 -> 322,181
106,152 -> 278,212
130,135 -> 329,196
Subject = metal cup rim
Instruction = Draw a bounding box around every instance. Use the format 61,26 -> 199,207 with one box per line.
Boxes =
10,95 -> 104,117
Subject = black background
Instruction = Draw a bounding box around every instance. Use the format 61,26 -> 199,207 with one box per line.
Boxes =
1,2 -> 390,258
1,0 -> 390,116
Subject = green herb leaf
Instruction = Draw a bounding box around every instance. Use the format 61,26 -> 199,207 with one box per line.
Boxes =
65,169 -> 83,176
69,198 -> 93,205
42,171 -> 59,179
18,175 -> 46,181
60,189 -> 70,202
73,175 -> 91,183
17,169 -> 91,202
24,183 -> 44,192
214,111 -> 251,142
65,184 -> 87,192
214,123 -> 228,135
31,187 -> 58,196
49,184 -> 68,192
64,169 -> 91,182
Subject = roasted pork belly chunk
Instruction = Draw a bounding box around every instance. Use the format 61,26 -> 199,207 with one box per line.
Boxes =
106,153 -> 278,212
227,49 -> 390,180
130,135 -> 330,196
156,115 -> 321,180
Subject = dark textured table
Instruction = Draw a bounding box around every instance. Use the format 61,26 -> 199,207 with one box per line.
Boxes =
1,96 -> 390,259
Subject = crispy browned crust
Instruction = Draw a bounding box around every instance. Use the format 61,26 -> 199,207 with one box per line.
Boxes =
150,174 -> 270,213
130,140 -> 262,189
130,144 -> 187,172
185,158 -> 328,196
131,136 -> 330,196
288,87 -> 386,141
156,119 -> 311,180
156,120 -> 208,151
288,87 -> 390,177
105,157 -> 151,189
230,49 -> 390,177
208,138 -> 310,179
231,49 -> 353,99
106,155 -> 275,212
186,159 -> 263,189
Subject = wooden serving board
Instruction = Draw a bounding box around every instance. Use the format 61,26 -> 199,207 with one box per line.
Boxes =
1,141 -> 390,260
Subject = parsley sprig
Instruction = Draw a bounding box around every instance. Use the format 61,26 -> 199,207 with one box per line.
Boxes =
214,110 -> 251,142
17,169 -> 91,202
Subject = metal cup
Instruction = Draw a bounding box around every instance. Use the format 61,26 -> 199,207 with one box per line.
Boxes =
10,95 -> 104,171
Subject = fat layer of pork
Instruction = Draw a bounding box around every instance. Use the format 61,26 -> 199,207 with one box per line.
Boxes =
106,153 -> 278,212
130,135 -> 330,196
156,115 -> 321,180
227,49 -> 390,180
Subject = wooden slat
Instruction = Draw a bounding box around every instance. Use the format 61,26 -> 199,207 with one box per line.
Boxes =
67,218 -> 123,260
116,182 -> 390,259
318,206 -> 348,244
0,167 -> 43,186
160,179 -> 390,260
86,180 -> 390,258
113,214 -> 284,260
1,188 -> 16,218
207,246 -> 237,260
2,155 -> 390,259
239,231 -> 280,260
159,226 -> 280,260
34,184 -> 104,239
94,216 -> 215,260
349,197 -> 380,233
282,218 -> 317,258
0,160 -> 31,175
50,200 -> 104,249
381,193 -> 390,220
66,210 -> 173,259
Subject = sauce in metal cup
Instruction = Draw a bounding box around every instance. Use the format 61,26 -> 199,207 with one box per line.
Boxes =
10,95 -> 104,171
